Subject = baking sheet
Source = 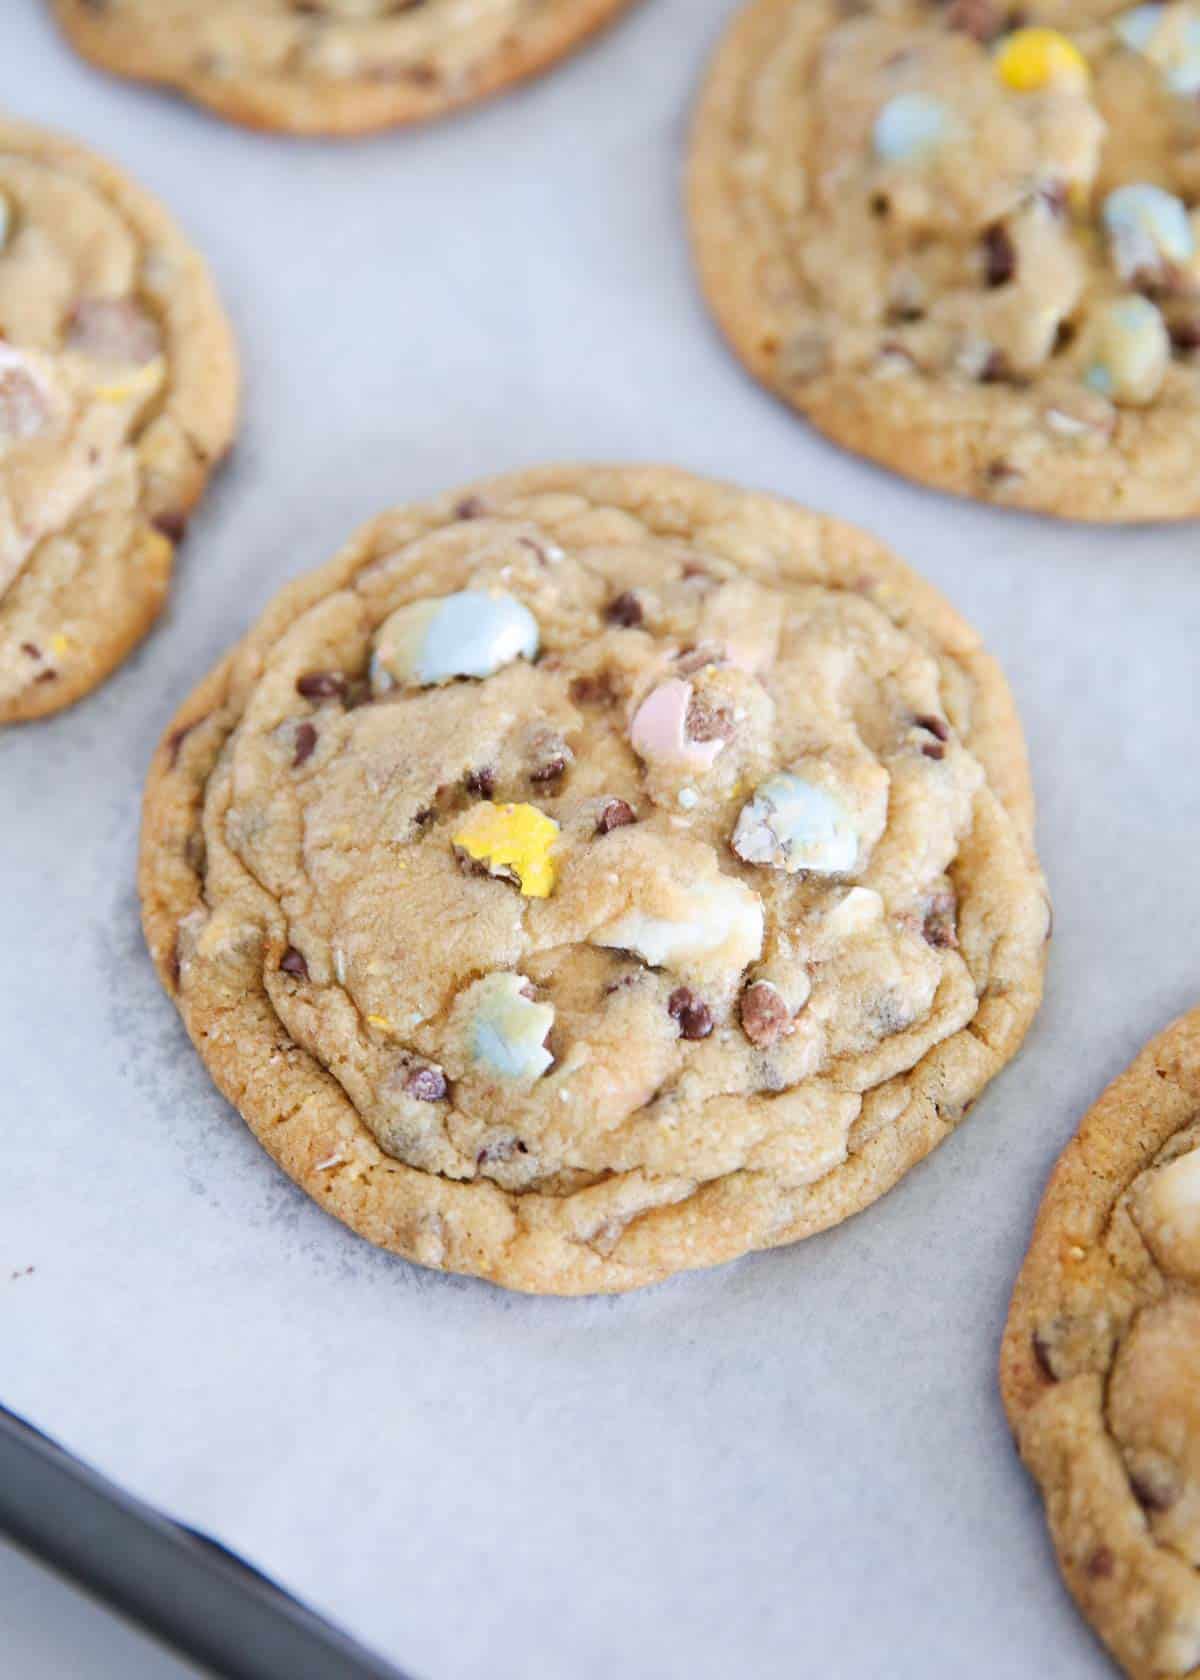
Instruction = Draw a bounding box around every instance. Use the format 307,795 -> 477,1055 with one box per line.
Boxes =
2,3 -> 1198,1676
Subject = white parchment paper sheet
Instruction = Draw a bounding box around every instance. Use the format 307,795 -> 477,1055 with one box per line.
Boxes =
3,3 -> 1198,1675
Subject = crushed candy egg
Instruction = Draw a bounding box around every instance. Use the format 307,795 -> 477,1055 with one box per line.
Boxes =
452,801 -> 559,898
1103,183 -> 1194,284
469,973 -> 555,1081
1136,1146 -> 1200,1278
872,92 -> 954,163
994,27 -> 1089,92
593,876 -> 764,971
1116,2 -> 1200,92
731,773 -> 858,875
1084,295 -> 1170,405
630,678 -> 726,772
372,589 -> 539,692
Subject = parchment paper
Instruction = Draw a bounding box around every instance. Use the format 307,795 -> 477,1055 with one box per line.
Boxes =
3,4 -> 1198,1675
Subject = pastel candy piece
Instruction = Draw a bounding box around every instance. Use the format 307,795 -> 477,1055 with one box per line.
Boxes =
1116,2 -> 1200,90
994,27 -> 1090,91
372,589 -> 539,691
593,876 -> 764,971
469,973 -> 555,1082
872,93 -> 953,163
1103,183 -> 1194,282
731,773 -> 858,875
1135,1147 -> 1200,1279
452,801 -> 559,899
630,679 -> 726,771
1084,295 -> 1170,405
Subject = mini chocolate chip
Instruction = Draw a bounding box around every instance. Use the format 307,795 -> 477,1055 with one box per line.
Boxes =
922,741 -> 946,761
945,0 -> 1002,41
596,798 -> 636,835
414,806 -> 435,828
477,1137 -> 528,1166
531,757 -> 568,784
292,722 -> 318,768
405,1066 -> 447,1103
465,767 -> 496,798
296,670 -> 347,701
986,460 -> 1023,488
454,495 -> 486,519
152,509 -> 188,543
167,932 -> 181,990
34,668 -> 57,683
979,349 -> 1009,383
915,714 -> 950,741
740,981 -> 791,1049
669,987 -> 714,1041
686,693 -> 735,744
280,946 -> 309,980
570,671 -> 616,706
19,642 -> 39,659
1170,317 -> 1200,352
923,892 -> 959,950
606,591 -> 643,628
1032,1329 -> 1059,1383
981,225 -> 1008,287
870,192 -> 890,218
1085,1548 -> 1115,1581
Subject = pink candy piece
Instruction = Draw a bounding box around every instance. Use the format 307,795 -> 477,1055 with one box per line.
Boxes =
630,679 -> 726,772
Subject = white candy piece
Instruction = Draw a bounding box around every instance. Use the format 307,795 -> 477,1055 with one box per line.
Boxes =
732,773 -> 858,875
1084,295 -> 1170,406
469,973 -> 555,1082
593,877 -> 764,972
371,589 -> 539,692
872,93 -> 953,163
820,887 -> 884,941
1137,1147 -> 1200,1279
1102,183 -> 1194,283
1116,2 -> 1200,91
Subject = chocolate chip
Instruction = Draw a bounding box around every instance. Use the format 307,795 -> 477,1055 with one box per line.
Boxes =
915,714 -> 950,741
979,349 -> 1009,383
296,670 -> 347,701
668,987 -> 714,1041
465,767 -> 496,798
596,798 -> 636,834
405,1065 -> 447,1103
34,668 -> 57,684
1085,1548 -> 1115,1581
686,692 -> 735,745
151,509 -> 188,543
945,0 -> 1002,41
922,741 -> 946,761
531,757 -> 568,784
1170,317 -> 1200,352
20,642 -> 39,659
570,671 -> 616,707
986,460 -> 1023,488
740,981 -> 791,1048
923,891 -> 959,950
1032,1328 -> 1060,1383
279,946 -> 309,980
454,496 -> 486,519
413,807 -> 435,828
167,932 -> 181,990
605,591 -> 643,628
292,722 -> 318,768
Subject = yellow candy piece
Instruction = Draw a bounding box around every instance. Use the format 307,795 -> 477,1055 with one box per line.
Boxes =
995,27 -> 1089,91
92,357 -> 164,405
452,802 -> 559,899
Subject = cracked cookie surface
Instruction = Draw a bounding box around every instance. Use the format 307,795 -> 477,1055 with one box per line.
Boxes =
0,118 -> 236,723
1003,1008 -> 1200,1679
50,0 -> 641,136
139,465 -> 1048,1294
689,0 -> 1200,520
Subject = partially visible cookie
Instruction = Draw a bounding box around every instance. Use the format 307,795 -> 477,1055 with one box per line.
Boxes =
140,464 -> 1049,1295
1002,1009 -> 1200,1678
689,0 -> 1200,521
50,0 -> 641,136
0,119 -> 236,723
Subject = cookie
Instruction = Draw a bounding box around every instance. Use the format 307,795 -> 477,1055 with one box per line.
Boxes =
1002,1010 -> 1200,1677
50,0 -> 641,136
0,119 -> 236,723
689,0 -> 1200,521
140,465 -> 1049,1294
